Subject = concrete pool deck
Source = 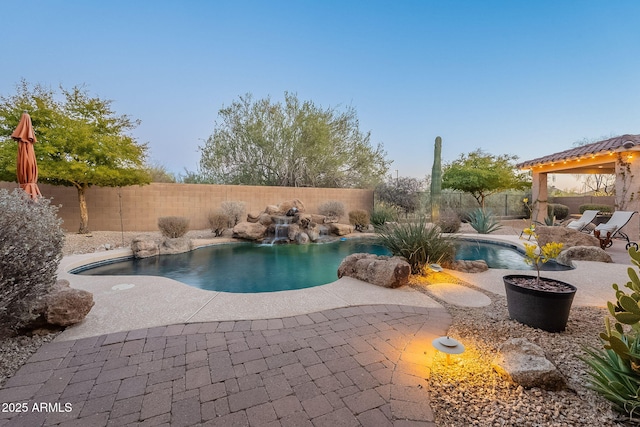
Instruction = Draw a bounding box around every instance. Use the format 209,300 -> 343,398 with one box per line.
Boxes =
0,233 -> 633,426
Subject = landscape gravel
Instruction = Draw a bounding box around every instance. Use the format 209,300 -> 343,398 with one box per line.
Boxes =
0,228 -> 636,426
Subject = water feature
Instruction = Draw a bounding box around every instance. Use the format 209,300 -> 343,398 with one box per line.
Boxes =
263,216 -> 293,245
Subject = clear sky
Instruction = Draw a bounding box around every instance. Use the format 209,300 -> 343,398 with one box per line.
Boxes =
2,1 -> 638,186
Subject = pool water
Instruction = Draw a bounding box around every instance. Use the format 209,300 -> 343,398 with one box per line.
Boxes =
74,239 -> 570,293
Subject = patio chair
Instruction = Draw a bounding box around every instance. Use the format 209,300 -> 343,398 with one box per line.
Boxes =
566,210 -> 600,232
591,211 -> 639,250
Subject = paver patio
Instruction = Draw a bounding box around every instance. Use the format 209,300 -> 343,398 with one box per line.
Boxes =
0,304 -> 450,426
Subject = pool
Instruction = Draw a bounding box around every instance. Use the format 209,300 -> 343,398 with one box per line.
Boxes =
73,238 -> 570,293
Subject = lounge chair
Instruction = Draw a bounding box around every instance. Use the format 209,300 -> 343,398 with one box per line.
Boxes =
591,211 -> 638,250
566,210 -> 599,232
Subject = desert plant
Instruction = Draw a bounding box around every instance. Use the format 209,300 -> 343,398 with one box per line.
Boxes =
318,200 -> 346,222
430,136 -> 443,222
375,216 -> 455,274
370,203 -> 397,226
522,237 -> 564,285
436,208 -> 462,233
581,247 -> 640,420
467,208 -> 503,234
158,216 -> 190,238
208,210 -> 229,237
348,209 -> 370,232
220,201 -> 246,227
548,203 -> 569,220
580,204 -> 613,214
0,189 -> 64,336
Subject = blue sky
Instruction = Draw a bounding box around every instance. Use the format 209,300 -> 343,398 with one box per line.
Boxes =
3,1 -> 638,186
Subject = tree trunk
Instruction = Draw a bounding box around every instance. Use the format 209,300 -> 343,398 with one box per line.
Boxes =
77,184 -> 90,234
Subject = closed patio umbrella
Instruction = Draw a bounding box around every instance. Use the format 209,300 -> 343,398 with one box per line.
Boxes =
11,112 -> 41,199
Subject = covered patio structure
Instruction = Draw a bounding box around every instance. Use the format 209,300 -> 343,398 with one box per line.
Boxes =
516,134 -> 640,243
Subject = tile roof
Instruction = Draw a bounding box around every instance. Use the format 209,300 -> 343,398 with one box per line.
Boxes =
516,134 -> 640,169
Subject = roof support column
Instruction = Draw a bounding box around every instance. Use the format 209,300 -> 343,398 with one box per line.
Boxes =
615,154 -> 640,243
531,171 -> 548,224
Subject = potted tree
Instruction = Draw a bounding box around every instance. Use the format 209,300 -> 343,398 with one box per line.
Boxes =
504,235 -> 577,332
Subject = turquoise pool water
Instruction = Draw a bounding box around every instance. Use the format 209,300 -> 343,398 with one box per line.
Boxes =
74,239 -> 570,293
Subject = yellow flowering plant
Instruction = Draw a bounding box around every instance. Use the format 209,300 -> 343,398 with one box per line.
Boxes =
523,240 -> 564,285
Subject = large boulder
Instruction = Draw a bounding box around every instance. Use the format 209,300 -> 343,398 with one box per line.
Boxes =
160,237 -> 193,255
44,280 -> 94,327
131,235 -> 159,258
279,199 -> 305,214
556,246 -> 613,265
338,253 -> 411,288
449,260 -> 489,273
233,222 -> 267,241
329,223 -> 354,236
310,214 -> 327,224
492,338 -> 566,390
535,225 -> 599,249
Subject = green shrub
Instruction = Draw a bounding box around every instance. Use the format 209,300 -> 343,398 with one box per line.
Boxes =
375,216 -> 455,274
0,189 -> 64,336
221,201 -> 246,227
547,203 -> 569,221
208,210 -> 229,237
580,204 -> 613,215
348,210 -> 370,232
467,208 -> 503,234
370,203 -> 397,226
581,247 -> 640,420
436,208 -> 462,233
158,216 -> 190,238
318,200 -> 346,222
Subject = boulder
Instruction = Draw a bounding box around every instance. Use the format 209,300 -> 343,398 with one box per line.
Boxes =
233,222 -> 267,241
329,223 -> 354,236
44,280 -> 94,327
556,246 -> 613,265
258,213 -> 274,227
265,205 -> 280,216
338,253 -> 411,288
310,214 -> 327,224
247,212 -> 260,223
535,225 -> 599,249
287,223 -> 301,242
296,232 -> 310,244
306,223 -> 320,242
160,237 -> 193,255
278,199 -> 305,214
491,338 -> 566,390
297,213 -> 313,228
449,260 -> 489,273
131,235 -> 159,258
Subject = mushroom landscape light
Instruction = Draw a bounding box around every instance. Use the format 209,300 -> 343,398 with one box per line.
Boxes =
432,336 -> 465,365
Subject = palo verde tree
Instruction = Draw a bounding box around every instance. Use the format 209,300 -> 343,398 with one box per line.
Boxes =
199,92 -> 390,188
442,149 -> 530,208
0,81 -> 150,233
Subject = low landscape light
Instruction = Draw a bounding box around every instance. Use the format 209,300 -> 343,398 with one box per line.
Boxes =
432,336 -> 465,365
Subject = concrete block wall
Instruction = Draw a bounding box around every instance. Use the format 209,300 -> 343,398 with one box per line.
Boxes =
0,182 -> 374,232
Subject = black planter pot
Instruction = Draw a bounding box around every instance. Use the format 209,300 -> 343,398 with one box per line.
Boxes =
503,274 -> 577,332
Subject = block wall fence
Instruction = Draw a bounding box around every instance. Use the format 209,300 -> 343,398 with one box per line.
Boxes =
0,182 -> 374,233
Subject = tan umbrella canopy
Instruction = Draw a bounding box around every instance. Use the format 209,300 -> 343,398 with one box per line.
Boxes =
10,112 -> 41,199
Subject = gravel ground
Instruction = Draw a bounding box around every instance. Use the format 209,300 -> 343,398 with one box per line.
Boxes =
410,273 -> 631,426
1,227 -> 634,426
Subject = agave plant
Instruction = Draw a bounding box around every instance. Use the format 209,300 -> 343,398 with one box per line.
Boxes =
467,208 -> 503,234
375,216 -> 455,274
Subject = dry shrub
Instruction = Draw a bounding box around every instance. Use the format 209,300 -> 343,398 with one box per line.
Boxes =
318,200 -> 346,221
221,201 -> 246,227
0,189 -> 64,336
349,209 -> 370,232
158,216 -> 190,238
208,210 -> 229,237
436,209 -> 462,233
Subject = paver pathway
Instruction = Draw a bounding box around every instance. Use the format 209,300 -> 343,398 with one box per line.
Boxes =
0,304 -> 450,427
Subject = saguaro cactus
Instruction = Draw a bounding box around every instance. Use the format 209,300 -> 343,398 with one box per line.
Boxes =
430,136 -> 442,222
